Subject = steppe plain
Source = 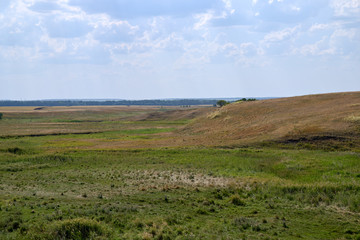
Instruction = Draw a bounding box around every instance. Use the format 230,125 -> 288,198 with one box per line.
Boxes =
1,92 -> 360,239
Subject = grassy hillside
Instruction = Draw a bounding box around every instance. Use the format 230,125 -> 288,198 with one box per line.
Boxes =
182,92 -> 360,150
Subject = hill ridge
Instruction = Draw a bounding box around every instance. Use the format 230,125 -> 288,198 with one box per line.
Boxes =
180,91 -> 360,149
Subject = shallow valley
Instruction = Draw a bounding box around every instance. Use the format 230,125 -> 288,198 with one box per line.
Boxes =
0,92 -> 359,239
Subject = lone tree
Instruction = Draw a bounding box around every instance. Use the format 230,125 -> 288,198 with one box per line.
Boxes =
217,100 -> 229,107
0,113 -> 3,120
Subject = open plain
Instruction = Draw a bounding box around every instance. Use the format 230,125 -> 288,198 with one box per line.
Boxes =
1,92 -> 360,239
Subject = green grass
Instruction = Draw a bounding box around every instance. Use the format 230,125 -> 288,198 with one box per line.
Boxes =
1,145 -> 359,239
0,107 -> 359,239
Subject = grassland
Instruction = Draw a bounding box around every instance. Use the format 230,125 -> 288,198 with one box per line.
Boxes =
1,95 -> 360,239
183,92 -> 360,150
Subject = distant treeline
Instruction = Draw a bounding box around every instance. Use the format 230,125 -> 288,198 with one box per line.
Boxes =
0,99 -> 224,107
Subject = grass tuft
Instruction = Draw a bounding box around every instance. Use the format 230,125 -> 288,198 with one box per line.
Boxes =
44,218 -> 111,240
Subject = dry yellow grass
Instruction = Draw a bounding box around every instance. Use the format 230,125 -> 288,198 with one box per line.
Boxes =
180,91 -> 360,147
345,115 -> 360,123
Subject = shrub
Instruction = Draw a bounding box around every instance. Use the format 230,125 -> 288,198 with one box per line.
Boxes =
216,100 -> 229,107
45,218 -> 111,240
7,147 -> 24,155
196,208 -> 208,215
0,112 -> 3,119
236,98 -> 256,102
230,194 -> 246,206
233,217 -> 252,230
234,217 -> 261,231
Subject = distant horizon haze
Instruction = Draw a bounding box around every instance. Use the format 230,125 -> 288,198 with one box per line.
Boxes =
1,91 -> 359,102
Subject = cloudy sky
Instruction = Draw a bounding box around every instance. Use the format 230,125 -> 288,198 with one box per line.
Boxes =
0,0 -> 359,100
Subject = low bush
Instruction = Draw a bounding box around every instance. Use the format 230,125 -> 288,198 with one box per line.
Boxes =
7,147 -> 24,155
44,218 -> 111,240
234,217 -> 258,231
230,194 -> 246,206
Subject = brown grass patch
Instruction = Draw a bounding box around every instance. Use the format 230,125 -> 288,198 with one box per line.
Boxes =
345,115 -> 360,123
180,92 -> 360,147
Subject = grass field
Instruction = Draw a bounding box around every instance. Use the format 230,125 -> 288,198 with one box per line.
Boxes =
0,98 -> 360,239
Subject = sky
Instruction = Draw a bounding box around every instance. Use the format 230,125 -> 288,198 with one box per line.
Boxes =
0,0 -> 359,100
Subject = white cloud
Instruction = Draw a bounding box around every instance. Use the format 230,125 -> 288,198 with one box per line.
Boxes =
292,38 -> 335,56
328,28 -> 359,56
263,26 -> 299,42
222,0 -> 235,14
292,27 -> 359,57
309,23 -> 334,32
291,6 -> 301,12
193,11 -> 214,30
331,28 -> 356,39
331,0 -> 360,16
0,0 -> 356,66
40,34 -> 67,53
268,0 -> 283,4
92,19 -> 138,43
222,42 -> 258,58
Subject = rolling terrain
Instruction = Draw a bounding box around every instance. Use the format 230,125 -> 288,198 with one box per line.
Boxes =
182,91 -> 360,150
0,92 -> 359,239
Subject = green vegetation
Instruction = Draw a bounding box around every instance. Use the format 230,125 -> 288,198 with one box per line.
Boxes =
217,98 -> 257,107
0,105 -> 359,239
37,218 -> 111,240
216,100 -> 229,107
1,147 -> 359,239
0,112 -> 3,119
238,98 -> 257,102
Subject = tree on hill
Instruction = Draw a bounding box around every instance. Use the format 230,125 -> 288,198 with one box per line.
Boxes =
236,98 -> 257,102
217,100 -> 229,107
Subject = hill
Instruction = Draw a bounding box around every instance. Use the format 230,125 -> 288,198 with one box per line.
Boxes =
181,92 -> 360,150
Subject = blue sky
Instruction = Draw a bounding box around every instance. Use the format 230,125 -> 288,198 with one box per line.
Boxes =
0,0 -> 359,100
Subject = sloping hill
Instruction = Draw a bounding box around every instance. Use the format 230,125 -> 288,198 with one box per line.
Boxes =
133,107 -> 212,121
181,92 -> 360,149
